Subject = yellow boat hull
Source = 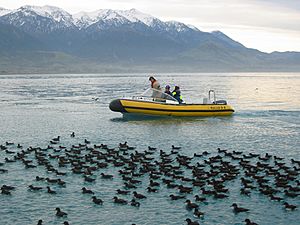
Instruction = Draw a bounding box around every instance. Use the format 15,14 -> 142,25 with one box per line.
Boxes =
110,99 -> 234,117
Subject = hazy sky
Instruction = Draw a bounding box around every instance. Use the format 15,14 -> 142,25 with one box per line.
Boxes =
1,0 -> 300,53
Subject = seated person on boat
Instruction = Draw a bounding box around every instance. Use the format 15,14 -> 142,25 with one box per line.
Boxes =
172,86 -> 183,104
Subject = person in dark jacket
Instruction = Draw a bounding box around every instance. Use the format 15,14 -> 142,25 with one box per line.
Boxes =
172,86 -> 183,103
164,85 -> 172,96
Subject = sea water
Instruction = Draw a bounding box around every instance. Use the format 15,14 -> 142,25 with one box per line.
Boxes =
0,73 -> 299,225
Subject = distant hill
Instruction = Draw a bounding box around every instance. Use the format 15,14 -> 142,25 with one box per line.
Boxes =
0,5 -> 299,74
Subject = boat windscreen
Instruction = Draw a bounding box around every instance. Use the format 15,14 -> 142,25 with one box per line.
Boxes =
141,88 -> 177,102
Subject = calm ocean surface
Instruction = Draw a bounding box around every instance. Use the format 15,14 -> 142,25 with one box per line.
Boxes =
0,73 -> 299,225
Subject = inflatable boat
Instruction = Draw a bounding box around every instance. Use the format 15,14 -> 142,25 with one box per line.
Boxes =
109,88 -> 234,117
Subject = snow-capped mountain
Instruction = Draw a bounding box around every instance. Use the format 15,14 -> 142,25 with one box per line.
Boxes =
73,8 -> 163,29
165,21 -> 195,33
73,7 -> 192,36
0,7 -> 11,16
0,5 -> 76,33
3,4 -> 296,73
18,5 -> 74,26
73,9 -> 129,29
0,5 -> 204,35
0,5 -> 247,51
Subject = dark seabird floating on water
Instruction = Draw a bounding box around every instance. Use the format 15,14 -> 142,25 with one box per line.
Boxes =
186,218 -> 200,225
55,207 -> 67,217
231,203 -> 249,213
92,196 -> 103,205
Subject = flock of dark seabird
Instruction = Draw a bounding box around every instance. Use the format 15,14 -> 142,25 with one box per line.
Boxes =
0,134 -> 299,225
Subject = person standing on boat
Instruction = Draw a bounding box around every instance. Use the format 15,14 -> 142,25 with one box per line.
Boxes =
172,86 -> 183,104
149,76 -> 161,90
149,76 -> 162,99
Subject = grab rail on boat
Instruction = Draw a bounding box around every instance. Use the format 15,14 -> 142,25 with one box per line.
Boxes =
208,90 -> 216,104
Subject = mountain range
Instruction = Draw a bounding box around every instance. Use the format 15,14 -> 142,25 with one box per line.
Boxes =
0,5 -> 299,74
